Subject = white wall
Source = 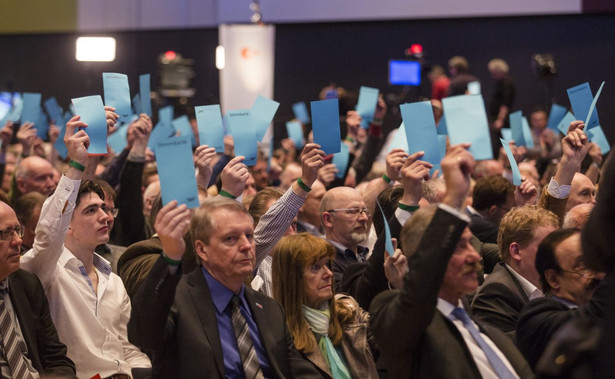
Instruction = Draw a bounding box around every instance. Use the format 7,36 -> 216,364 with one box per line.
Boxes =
77,0 -> 581,31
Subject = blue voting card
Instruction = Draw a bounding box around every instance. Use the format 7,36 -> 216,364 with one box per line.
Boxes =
509,110 -> 525,146
156,135 -> 200,208
585,81 -> 605,128
376,201 -> 395,257
437,135 -> 448,161
107,122 -> 130,153
132,94 -> 142,115
557,112 -> 576,135
501,128 -> 512,141
44,97 -> 63,125
587,126 -> 611,154
522,116 -> 534,148
547,104 -> 567,131
388,124 -> 408,152
6,103 -> 22,123
400,101 -> 441,168
250,95 -> 279,142
436,115 -> 448,135
442,95 -> 493,160
468,81 -> 481,95
292,102 -> 310,124
332,142 -> 350,179
311,99 -> 341,155
173,115 -> 196,147
567,82 -> 600,129
139,74 -> 152,117
195,105 -> 224,152
21,93 -> 41,125
102,73 -> 131,122
53,121 -> 68,159
286,120 -> 305,148
158,105 -> 174,128
500,138 -> 522,185
36,109 -> 49,140
148,122 -> 175,151
227,110 -> 258,166
356,86 -> 379,129
71,95 -> 108,155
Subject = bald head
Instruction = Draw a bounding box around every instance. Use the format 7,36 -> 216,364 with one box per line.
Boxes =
15,156 -> 56,197
143,180 -> 161,217
563,203 -> 595,229
280,162 -> 302,190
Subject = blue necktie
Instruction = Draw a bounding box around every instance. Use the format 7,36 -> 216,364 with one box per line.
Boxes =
450,307 -> 516,379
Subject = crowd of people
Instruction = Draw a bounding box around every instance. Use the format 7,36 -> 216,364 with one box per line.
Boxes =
0,55 -> 612,379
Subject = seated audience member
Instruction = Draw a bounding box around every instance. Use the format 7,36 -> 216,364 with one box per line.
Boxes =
296,180 -> 327,238
272,233 -> 378,378
562,203 -> 594,229
93,179 -> 126,273
471,205 -> 559,337
129,197 -> 321,378
279,162 -> 302,190
473,160 -> 504,180
320,187 -> 370,293
370,144 -> 532,378
21,115 -> 152,378
142,180 -> 161,239
0,201 -> 75,377
566,172 -> 596,212
526,108 -> 562,162
468,175 -> 515,244
516,228 -> 606,369
9,156 -> 56,204
12,192 -> 44,253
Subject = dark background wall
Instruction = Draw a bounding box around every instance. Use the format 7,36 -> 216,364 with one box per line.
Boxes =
1,12 -> 614,142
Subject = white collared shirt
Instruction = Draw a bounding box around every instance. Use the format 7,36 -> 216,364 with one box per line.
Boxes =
505,263 -> 544,300
21,175 -> 150,378
437,299 -> 519,379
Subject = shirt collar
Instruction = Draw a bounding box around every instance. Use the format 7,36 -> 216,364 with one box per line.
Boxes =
437,298 -> 464,317
505,263 -> 543,300
59,247 -> 112,278
551,296 -> 579,309
202,267 -> 248,315
328,240 -> 368,261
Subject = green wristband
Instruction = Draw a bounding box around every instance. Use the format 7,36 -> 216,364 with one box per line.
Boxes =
162,252 -> 181,267
297,177 -> 312,192
219,189 -> 237,199
398,202 -> 420,212
382,173 -> 393,184
68,160 -> 85,172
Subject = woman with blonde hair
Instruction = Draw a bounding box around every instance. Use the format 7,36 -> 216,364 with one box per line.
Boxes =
272,233 -> 377,379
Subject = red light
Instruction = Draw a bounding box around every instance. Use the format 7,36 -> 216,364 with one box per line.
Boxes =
410,44 -> 423,54
164,50 -> 177,60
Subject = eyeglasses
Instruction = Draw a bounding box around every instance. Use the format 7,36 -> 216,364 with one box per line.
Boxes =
559,268 -> 594,278
326,208 -> 371,217
102,206 -> 119,218
0,225 -> 24,241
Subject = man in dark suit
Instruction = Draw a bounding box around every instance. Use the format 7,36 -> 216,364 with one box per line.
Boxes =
370,144 -> 532,378
0,201 -> 75,377
468,175 -> 515,244
129,196 -> 320,378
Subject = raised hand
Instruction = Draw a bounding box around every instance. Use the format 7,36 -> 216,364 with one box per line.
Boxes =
194,145 -> 217,189
155,200 -> 192,261
220,156 -> 249,197
399,151 -> 433,206
441,143 -> 475,209
514,177 -> 538,206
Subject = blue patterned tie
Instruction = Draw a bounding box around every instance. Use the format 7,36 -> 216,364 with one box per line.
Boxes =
230,296 -> 264,379
451,307 -> 516,379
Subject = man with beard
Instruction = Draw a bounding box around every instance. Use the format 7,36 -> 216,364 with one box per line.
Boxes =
320,186 -> 370,293
516,228 -> 605,369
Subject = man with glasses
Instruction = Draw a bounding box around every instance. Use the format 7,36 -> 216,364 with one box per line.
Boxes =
0,201 -> 75,377
21,114 -> 151,378
320,186 -> 370,293
516,228 -> 606,369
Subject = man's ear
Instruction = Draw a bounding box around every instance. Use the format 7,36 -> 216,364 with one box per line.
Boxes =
321,212 -> 333,229
544,269 -> 560,292
194,240 -> 208,265
15,178 -> 28,193
487,205 -> 498,217
509,242 -> 522,262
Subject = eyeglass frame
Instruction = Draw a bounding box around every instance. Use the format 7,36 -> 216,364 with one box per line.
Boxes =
103,206 -> 119,218
0,225 -> 24,241
558,268 -> 595,279
325,207 -> 371,218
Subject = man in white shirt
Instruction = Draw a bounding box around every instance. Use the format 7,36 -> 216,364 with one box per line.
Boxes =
370,143 -> 532,378
21,114 -> 151,378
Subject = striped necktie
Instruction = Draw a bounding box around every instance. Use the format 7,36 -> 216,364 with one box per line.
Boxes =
230,296 -> 264,379
0,286 -> 34,378
451,307 -> 516,379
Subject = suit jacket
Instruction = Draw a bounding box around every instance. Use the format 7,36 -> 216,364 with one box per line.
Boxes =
8,269 -> 75,376
469,213 -> 498,244
129,257 -> 321,379
370,208 -> 532,379
471,262 -> 529,339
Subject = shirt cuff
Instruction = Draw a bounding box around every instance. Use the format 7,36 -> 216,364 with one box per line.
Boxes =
547,177 -> 570,199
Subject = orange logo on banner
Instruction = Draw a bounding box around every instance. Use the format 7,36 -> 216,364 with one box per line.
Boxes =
241,47 -> 260,59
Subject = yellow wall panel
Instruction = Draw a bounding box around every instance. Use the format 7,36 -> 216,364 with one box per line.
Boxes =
0,0 -> 77,34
